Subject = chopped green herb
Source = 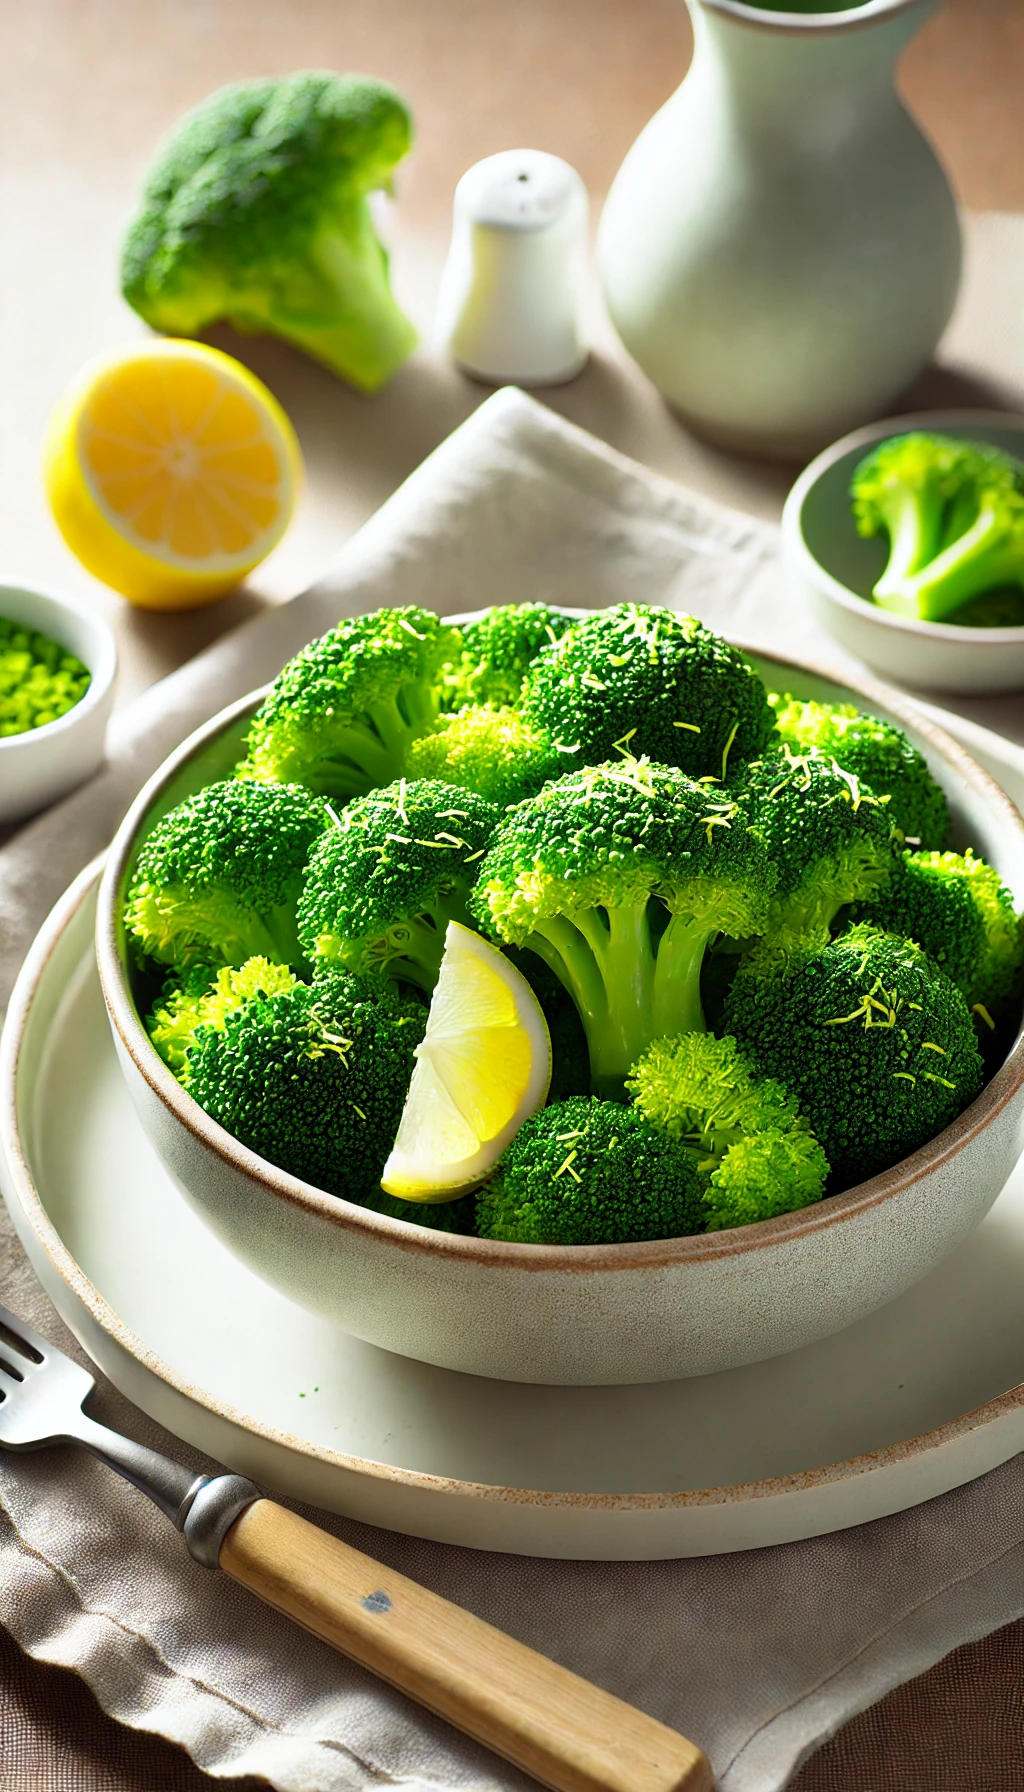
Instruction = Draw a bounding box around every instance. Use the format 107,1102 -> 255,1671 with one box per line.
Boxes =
0,617 -> 91,737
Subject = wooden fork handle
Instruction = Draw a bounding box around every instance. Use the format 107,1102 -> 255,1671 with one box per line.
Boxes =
219,1500 -> 712,1792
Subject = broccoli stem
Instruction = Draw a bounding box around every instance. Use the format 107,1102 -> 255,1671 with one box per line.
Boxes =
312,684 -> 440,799
651,914 -> 716,1039
872,490 -> 945,610
365,895 -> 470,991
259,903 -> 307,967
261,213 -> 417,394
528,903 -> 712,1098
891,500 -> 1024,622
314,722 -> 406,796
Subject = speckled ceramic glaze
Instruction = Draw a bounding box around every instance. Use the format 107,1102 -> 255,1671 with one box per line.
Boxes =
95,637 -> 1024,1386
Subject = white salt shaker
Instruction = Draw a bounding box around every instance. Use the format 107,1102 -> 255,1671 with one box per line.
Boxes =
435,149 -> 589,387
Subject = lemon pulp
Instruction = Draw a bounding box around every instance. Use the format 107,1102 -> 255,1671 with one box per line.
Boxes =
381,922 -> 551,1202
43,339 -> 301,610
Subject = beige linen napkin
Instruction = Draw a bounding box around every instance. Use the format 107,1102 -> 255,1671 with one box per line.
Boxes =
2,387 -> 1024,1792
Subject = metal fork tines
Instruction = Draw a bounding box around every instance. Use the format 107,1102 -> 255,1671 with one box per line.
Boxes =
0,1302 -> 259,1558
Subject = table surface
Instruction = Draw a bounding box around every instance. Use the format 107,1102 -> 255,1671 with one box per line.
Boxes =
2,1 -> 1024,1787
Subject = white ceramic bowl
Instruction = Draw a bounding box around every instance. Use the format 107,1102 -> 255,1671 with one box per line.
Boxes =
0,583 -> 117,824
782,410 -> 1024,695
95,638 -> 1024,1386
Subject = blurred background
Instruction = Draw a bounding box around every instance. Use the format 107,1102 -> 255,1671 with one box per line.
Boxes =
3,0 -> 1023,708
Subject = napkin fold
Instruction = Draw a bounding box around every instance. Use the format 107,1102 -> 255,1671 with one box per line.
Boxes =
2,387 -> 1024,1792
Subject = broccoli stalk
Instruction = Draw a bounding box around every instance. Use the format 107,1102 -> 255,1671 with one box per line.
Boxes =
851,432 -> 1024,622
525,887 -> 742,1085
121,72 -> 417,392
891,488 -> 1024,622
470,758 -> 776,1097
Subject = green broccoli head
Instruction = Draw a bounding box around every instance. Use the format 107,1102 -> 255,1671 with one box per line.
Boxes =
476,1097 -> 706,1244
470,757 -> 776,1096
124,778 -> 327,970
850,848 -> 1024,1021
626,1032 -> 828,1231
406,703 -> 562,809
146,956 -> 297,1075
237,606 -> 458,799
733,746 -> 899,953
724,924 -> 985,1190
442,603 -> 576,710
769,693 -> 949,849
121,71 -> 417,392
701,1133 -> 831,1231
851,432 -> 1024,622
167,961 -> 424,1198
297,778 -> 498,990
521,604 -> 775,781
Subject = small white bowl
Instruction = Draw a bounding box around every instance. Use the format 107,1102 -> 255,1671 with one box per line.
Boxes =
0,584 -> 117,825
782,410 -> 1024,695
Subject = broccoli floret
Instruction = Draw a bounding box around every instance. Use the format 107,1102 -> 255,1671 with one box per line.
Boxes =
626,1033 -> 828,1230
237,607 -> 458,799
406,704 -> 562,809
297,778 -> 498,991
361,1187 -> 478,1233
701,1133 -> 831,1230
470,757 -> 776,1096
146,956 -> 295,1074
724,924 -> 985,1189
178,963 -> 425,1198
769,694 -> 949,849
733,747 -> 898,953
521,604 -> 775,782
124,778 -> 327,970
442,603 -> 576,710
476,1097 -> 706,1244
851,849 -> 1024,1022
121,72 -> 417,392
851,432 -> 1024,622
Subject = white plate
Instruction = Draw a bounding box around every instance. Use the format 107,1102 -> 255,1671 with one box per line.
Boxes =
3,696 -> 1024,1558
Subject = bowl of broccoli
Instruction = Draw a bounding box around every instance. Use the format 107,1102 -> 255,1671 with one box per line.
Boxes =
95,602 -> 1024,1385
783,411 -> 1024,695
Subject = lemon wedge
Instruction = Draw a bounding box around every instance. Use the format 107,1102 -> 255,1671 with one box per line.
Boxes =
42,339 -> 301,611
381,922 -> 552,1203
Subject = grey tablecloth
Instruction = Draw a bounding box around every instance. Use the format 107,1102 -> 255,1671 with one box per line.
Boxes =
2,387 -> 1024,1792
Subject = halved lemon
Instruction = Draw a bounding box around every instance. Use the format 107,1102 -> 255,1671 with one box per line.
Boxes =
42,338 -> 301,610
381,922 -> 552,1202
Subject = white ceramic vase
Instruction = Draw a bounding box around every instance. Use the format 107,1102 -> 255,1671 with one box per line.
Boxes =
597,0 -> 962,457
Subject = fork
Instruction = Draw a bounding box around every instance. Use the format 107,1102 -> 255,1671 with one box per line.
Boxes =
0,1301 -> 710,1792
